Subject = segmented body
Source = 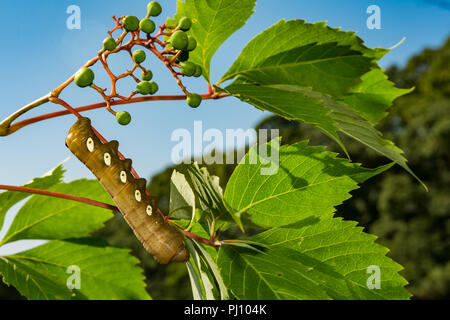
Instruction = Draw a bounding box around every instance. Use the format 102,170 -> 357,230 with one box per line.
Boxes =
65,117 -> 189,264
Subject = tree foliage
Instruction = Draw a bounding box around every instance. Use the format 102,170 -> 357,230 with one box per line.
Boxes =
125,37 -> 449,300
1,0 -> 443,300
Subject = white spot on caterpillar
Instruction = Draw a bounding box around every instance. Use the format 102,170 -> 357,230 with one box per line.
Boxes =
120,171 -> 127,183
86,138 -> 94,152
104,153 -> 111,166
146,205 -> 153,216
135,190 -> 142,202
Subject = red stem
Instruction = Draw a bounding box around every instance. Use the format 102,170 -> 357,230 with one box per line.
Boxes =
180,229 -> 221,247
7,93 -> 228,135
0,185 -> 118,211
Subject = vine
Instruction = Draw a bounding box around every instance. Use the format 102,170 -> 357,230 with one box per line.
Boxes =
0,2 -> 227,248
0,0 -> 419,300
0,4 -> 228,137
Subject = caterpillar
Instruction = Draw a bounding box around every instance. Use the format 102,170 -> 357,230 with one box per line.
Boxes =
65,117 -> 189,264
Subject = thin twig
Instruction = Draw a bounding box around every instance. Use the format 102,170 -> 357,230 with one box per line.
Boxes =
5,93 -> 229,135
0,185 -> 118,211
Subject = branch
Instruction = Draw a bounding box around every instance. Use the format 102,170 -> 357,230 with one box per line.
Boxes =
0,185 -> 118,211
180,229 -> 221,248
4,93 -> 229,136
0,16 -> 232,137
0,94 -> 51,136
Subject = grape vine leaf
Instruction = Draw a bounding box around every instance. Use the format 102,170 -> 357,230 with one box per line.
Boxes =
191,240 -> 229,301
224,140 -> 393,228
220,19 -> 387,83
174,0 -> 256,82
217,215 -> 410,300
187,163 -> 227,220
0,164 -> 64,232
0,238 -> 150,300
343,68 -> 415,124
185,239 -> 216,300
217,83 -> 348,156
215,18 -> 422,186
222,84 -> 425,189
0,180 -> 114,245
220,42 -> 375,99
170,170 -> 195,221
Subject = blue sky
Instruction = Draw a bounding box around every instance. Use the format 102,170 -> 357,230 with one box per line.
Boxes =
0,0 -> 449,252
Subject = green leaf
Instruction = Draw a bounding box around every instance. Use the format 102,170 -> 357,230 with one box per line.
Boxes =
191,240 -> 229,300
221,19 -> 387,83
0,180 -> 114,245
223,83 -> 424,188
186,260 -> 204,300
343,68 -> 414,124
217,216 -> 410,300
220,83 -> 347,155
174,0 -> 256,82
218,244 -> 341,299
224,140 -> 392,228
185,239 -> 216,300
0,164 -> 64,231
253,216 -> 411,299
0,239 -> 150,300
221,43 -> 374,99
317,89 -> 426,189
170,170 -> 195,222
187,163 -> 227,220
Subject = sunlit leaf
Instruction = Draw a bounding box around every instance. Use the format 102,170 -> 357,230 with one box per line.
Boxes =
0,239 -> 150,300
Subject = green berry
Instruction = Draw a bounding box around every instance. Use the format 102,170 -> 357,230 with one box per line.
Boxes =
170,30 -> 188,50
193,64 -> 203,78
142,70 -> 153,81
74,68 -> 95,88
186,36 -> 197,51
180,61 -> 196,77
148,81 -> 159,95
147,1 -> 162,17
178,17 -> 192,31
116,111 -> 132,126
123,15 -> 140,32
178,51 -> 190,62
140,19 -> 156,34
137,81 -> 152,95
132,49 -> 146,64
187,93 -> 202,108
103,37 -> 117,51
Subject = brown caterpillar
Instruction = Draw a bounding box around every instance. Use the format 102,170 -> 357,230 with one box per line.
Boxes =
65,117 -> 189,264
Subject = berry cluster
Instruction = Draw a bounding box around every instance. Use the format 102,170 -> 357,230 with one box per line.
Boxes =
73,1 -> 204,126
